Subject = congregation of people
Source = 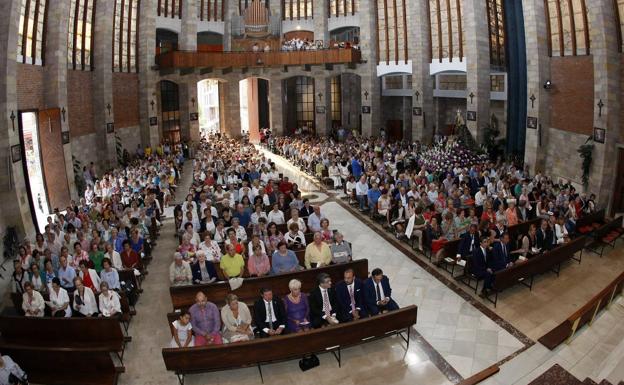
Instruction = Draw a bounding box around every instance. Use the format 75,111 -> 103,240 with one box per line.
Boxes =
267,134 -> 598,297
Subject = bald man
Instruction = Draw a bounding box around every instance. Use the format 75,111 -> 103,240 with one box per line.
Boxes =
188,292 -> 223,345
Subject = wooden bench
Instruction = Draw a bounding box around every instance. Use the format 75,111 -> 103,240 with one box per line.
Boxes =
484,236 -> 586,306
170,259 -> 369,310
575,209 -> 606,235
162,305 -> 417,385
1,346 -> 124,385
584,215 -> 624,257
507,217 -> 542,245
538,271 -> 624,350
0,316 -> 127,362
438,238 -> 464,277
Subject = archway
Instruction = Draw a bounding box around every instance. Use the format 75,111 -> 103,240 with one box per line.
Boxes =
197,79 -> 222,136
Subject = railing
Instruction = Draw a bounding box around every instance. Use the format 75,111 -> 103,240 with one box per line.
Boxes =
538,271 -> 624,349
157,48 -> 362,69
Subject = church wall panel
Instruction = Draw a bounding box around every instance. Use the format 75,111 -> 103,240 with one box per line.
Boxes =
16,64 -> 45,111
67,70 -> 95,137
113,73 -> 140,129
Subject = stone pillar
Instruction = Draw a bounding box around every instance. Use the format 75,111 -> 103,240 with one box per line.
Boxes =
408,0 -> 434,142
92,0 -> 117,169
139,0 -> 160,147
313,0 -> 328,43
523,0 -> 551,174
463,0 -> 490,143
223,0 -> 239,51
588,0 -> 621,207
44,0 -> 77,199
315,76 -> 331,136
0,0 -> 36,236
402,96 -> 412,141
269,76 -> 284,135
224,79 -> 241,138
358,0 -> 381,137
180,0 -> 198,50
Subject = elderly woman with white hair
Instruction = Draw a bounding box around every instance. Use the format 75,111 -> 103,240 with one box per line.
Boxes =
221,293 -> 254,342
169,252 -> 193,286
191,250 -> 218,284
283,279 -> 310,333
329,232 -> 352,264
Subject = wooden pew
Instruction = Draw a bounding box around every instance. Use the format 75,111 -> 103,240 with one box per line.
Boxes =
584,215 -> 624,257
1,346 -> 124,385
507,217 -> 542,245
438,238 -> 464,277
538,271 -> 624,350
0,315 -> 125,351
162,305 -> 417,385
170,259 -> 369,310
575,209 -> 606,235
485,236 -> 586,306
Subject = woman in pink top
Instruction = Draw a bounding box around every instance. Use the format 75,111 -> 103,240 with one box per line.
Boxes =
247,245 -> 270,277
505,201 -> 519,226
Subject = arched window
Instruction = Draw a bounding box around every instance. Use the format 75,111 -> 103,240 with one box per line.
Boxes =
16,0 -> 48,65
329,0 -> 359,17
545,0 -> 590,57
282,0 -> 313,20
68,0 -> 96,70
113,0 -> 140,72
486,0 -> 505,68
376,0 -> 409,64
615,0 -> 624,52
428,0 -> 464,63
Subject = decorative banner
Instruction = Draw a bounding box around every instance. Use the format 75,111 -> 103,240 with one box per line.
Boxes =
362,106 -> 371,114
190,113 -> 199,121
527,116 -> 538,129
412,107 -> 422,116
106,122 -> 115,134
466,111 -> 477,121
593,127 -> 605,144
61,131 -> 70,144
315,106 -> 326,114
149,117 -> 158,126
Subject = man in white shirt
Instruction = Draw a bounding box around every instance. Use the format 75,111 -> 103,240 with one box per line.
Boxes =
307,206 -> 326,233
475,187 -> 488,208
355,176 -> 369,211
22,282 -> 45,317
253,288 -> 286,337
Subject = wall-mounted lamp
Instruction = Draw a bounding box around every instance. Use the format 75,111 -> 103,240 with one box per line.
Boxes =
543,80 -> 552,90
10,111 -> 16,131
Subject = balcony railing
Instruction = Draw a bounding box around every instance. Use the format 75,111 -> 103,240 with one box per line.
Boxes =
157,48 -> 362,69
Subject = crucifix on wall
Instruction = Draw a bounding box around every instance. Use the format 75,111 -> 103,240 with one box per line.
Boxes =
597,99 -> 604,117
530,94 -> 536,109
317,92 -> 323,102
469,92 -> 475,104
415,90 -> 420,102
106,103 -> 112,116
364,90 -> 369,100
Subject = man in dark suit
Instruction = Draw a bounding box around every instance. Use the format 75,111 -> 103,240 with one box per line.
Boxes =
515,200 -> 532,222
490,233 -> 514,272
308,273 -> 343,328
335,268 -> 368,321
471,237 -> 493,297
253,288 -> 287,337
458,225 -> 480,258
364,268 -> 399,315
536,219 -> 554,251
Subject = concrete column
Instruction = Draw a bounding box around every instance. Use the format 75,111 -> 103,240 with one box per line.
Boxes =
44,0 -> 77,199
358,0 -> 381,137
269,76 -> 284,135
313,0 -> 328,43
92,0 -> 117,169
408,0 -> 434,142
588,0 -> 621,207
223,0 -> 240,51
523,0 -> 551,174
225,79 -> 241,138
463,0 -> 490,143
314,76 -> 331,136
0,0 -> 36,236
139,0 -> 160,147
180,0 -> 198,50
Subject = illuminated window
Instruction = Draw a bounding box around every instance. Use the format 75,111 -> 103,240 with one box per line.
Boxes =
17,0 -> 48,65
428,0 -> 464,62
616,0 -> 624,52
545,0 -> 590,56
377,0 -> 408,64
486,0 -> 505,68
331,76 -> 342,123
296,77 -> 315,131
328,0 -> 358,17
157,0 -> 182,18
283,0 -> 312,20
113,0 -> 140,72
490,74 -> 505,92
438,74 -> 467,91
68,0 -> 95,70
198,0 -> 224,21
161,80 -> 181,143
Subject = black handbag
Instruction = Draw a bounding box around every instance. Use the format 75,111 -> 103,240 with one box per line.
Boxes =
298,354 -> 319,372
9,373 -> 28,385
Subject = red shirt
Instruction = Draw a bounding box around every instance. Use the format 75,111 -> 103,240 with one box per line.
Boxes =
121,250 -> 140,268
279,181 -> 293,195
82,271 -> 95,291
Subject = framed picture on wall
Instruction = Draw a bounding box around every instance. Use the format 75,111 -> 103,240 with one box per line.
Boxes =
61,131 -> 70,144
466,111 -> 477,121
594,127 -> 606,143
106,123 -> 115,134
315,106 -> 326,114
362,106 -> 371,114
189,113 -> 199,121
11,144 -> 21,163
527,117 -> 538,129
412,107 -> 422,116
149,117 -> 158,126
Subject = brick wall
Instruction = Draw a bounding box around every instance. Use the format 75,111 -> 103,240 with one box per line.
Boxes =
113,73 -> 140,128
67,70 -> 95,137
549,56 -> 594,136
620,55 -> 624,144
16,64 -> 45,110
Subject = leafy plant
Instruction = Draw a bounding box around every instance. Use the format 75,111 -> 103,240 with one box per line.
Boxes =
577,136 -> 594,191
115,134 -> 123,166
3,226 -> 20,261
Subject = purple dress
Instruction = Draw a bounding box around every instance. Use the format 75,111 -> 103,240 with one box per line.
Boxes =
283,294 -> 310,332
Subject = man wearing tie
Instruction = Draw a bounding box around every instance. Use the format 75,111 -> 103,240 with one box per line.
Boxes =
335,268 -> 368,321
472,237 -> 494,297
308,273 -> 343,328
253,288 -> 287,337
458,224 -> 480,258
490,232 -> 514,273
364,268 -> 399,315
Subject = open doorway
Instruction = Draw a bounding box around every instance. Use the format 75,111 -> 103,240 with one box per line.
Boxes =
239,77 -> 269,143
197,79 -> 221,135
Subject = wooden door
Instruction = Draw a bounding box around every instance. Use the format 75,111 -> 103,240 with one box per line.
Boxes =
386,120 -> 403,142
38,109 -> 71,212
612,148 -> 624,215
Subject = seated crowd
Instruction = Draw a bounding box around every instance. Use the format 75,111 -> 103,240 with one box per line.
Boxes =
168,136 -> 355,286
267,134 -> 599,297
14,141 -> 185,318
169,267 -> 399,347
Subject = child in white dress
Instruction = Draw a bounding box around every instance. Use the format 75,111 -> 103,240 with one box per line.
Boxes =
170,310 -> 194,348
